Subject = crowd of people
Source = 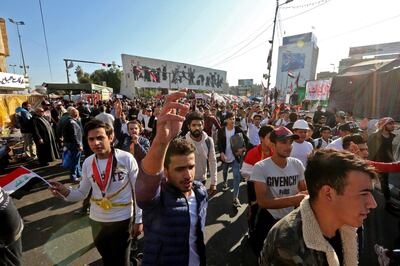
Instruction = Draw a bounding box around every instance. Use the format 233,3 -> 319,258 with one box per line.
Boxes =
3,89 -> 400,265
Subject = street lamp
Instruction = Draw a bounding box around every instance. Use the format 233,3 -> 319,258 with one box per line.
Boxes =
265,0 -> 293,102
8,18 -> 28,77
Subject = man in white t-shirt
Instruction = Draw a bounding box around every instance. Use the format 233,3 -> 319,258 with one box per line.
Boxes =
50,119 -> 142,265
290,119 -> 314,167
250,126 -> 307,256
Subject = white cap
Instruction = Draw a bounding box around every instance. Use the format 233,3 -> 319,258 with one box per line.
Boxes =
293,119 -> 309,130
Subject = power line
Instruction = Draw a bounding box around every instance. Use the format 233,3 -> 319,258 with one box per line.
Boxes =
280,0 -> 331,21
38,0 -> 53,81
212,38 -> 268,67
194,18 -> 275,64
320,13 -> 400,42
210,22 -> 274,67
281,0 -> 329,9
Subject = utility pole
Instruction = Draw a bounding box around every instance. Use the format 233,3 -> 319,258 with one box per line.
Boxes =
265,0 -> 293,101
64,59 -> 70,84
8,19 -> 27,77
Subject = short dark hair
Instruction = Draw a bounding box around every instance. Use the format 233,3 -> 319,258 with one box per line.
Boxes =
319,126 -> 331,132
289,112 -> 298,122
164,138 -> 196,168
259,125 -> 274,138
186,111 -> 204,126
225,111 -> 235,120
342,134 -> 365,150
99,105 -> 106,113
305,149 -> 377,202
22,101 -> 30,108
84,119 -> 113,137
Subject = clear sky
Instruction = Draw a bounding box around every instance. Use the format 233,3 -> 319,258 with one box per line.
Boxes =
2,0 -> 400,89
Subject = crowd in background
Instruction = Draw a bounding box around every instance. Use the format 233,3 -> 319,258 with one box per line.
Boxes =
10,91 -> 400,265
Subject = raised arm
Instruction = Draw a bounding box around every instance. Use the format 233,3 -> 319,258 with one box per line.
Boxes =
135,90 -> 190,207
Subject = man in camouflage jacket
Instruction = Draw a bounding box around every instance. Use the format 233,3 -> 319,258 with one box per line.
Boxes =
260,149 -> 378,266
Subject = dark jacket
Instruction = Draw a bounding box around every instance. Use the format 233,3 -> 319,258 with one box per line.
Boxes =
114,118 -> 150,162
119,135 -> 149,163
217,126 -> 249,160
18,109 -> 33,134
0,187 -> 23,266
367,130 -> 395,162
62,118 -> 83,151
136,164 -> 208,266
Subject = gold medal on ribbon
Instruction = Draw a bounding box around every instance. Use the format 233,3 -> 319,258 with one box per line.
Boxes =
100,198 -> 112,210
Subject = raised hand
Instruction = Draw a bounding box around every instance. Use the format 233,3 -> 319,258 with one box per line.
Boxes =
142,89 -> 190,175
114,100 -> 123,118
153,90 -> 190,145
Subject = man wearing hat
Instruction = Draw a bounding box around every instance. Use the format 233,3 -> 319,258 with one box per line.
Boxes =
327,121 -> 362,151
290,119 -> 314,167
249,126 -> 307,257
367,117 -> 399,212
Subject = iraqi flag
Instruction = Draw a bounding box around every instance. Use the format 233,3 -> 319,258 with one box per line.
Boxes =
0,167 -> 49,194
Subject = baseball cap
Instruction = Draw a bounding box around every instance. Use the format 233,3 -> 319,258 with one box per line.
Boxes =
339,121 -> 362,133
270,127 -> 300,142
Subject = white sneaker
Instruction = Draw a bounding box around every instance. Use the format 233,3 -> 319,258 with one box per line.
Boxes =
233,198 -> 241,208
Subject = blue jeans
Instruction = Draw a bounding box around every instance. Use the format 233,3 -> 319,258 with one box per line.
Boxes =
222,159 -> 241,198
68,148 -> 82,180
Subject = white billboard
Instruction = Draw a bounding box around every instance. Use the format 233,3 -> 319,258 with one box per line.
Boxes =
121,54 -> 227,97
305,79 -> 331,101
0,72 -> 25,89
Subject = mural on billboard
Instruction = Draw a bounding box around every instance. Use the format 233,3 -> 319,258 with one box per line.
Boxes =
281,53 -> 305,72
123,55 -> 226,90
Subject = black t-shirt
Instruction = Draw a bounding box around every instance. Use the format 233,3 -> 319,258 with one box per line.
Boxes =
378,135 -> 394,162
325,230 -> 343,265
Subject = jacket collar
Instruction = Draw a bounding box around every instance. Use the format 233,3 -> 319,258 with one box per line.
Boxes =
300,197 -> 359,266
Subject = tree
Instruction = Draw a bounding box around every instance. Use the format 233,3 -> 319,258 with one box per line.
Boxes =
90,68 -> 122,93
75,66 -> 92,84
75,66 -> 122,93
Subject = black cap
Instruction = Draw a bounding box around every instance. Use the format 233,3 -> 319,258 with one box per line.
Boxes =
339,122 -> 362,133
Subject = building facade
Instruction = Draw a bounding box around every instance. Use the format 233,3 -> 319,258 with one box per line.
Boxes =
275,32 -> 319,94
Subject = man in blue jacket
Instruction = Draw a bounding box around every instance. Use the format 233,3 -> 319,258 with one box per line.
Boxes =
135,90 -> 208,266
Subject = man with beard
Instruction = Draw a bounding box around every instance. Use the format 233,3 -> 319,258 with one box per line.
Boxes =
31,107 -> 60,166
135,90 -> 208,265
367,117 -> 398,212
184,111 -> 217,196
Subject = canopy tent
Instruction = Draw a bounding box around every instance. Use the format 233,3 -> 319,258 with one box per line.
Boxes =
44,83 -> 113,95
328,58 -> 400,120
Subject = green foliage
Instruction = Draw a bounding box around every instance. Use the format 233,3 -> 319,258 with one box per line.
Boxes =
75,66 -> 122,93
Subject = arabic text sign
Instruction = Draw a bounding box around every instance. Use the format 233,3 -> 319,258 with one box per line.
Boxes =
121,54 -> 227,91
305,80 -> 331,101
0,72 -> 25,89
